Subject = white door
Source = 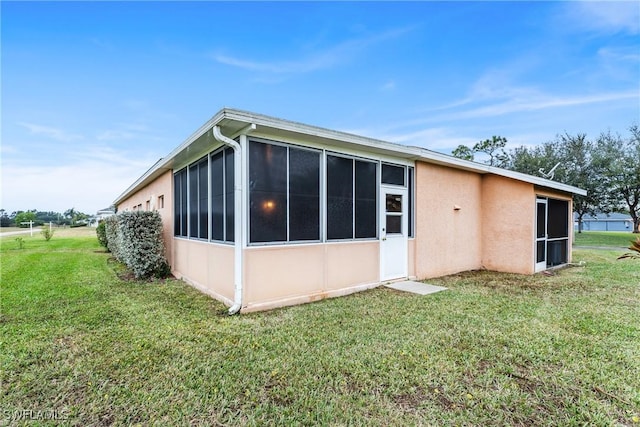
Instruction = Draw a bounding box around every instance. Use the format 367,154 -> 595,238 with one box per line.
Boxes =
535,198 -> 547,272
380,187 -> 408,281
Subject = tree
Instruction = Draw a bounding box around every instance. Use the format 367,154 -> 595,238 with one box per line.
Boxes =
452,145 -> 474,161
64,208 -> 76,221
63,207 -> 89,226
0,209 -> 11,227
473,136 -> 509,167
556,133 -> 600,234
593,128 -> 640,233
451,135 -> 509,167
506,133 -> 604,233
507,141 -> 561,176
14,211 -> 37,228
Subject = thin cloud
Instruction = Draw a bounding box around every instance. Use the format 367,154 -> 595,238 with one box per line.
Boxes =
17,122 -> 83,142
71,145 -> 155,169
214,54 -> 331,74
213,26 -> 413,74
380,80 -> 396,91
340,125 -> 478,152
561,2 -> 640,35
598,46 -> 640,63
1,162 -> 145,214
382,128 -> 478,151
0,144 -> 18,154
1,146 -> 158,213
436,91 -> 639,121
89,37 -> 115,50
96,123 -> 164,143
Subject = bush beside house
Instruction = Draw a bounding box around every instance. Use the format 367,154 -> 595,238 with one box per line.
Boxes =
102,211 -> 170,279
96,221 -> 108,248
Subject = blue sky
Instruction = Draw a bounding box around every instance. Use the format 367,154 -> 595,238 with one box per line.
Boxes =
2,1 -> 638,214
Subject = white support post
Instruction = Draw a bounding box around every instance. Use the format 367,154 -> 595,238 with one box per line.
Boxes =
21,221 -> 34,236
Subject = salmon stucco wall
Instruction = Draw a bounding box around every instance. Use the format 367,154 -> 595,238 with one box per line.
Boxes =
481,175 -> 535,274
172,239 -> 235,303
414,162 -> 483,278
116,170 -> 174,266
408,239 -> 416,278
243,241 -> 379,311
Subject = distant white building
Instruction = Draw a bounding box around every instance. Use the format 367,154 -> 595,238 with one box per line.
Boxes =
93,206 -> 116,226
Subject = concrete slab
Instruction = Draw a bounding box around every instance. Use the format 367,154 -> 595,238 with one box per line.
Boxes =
384,280 -> 447,295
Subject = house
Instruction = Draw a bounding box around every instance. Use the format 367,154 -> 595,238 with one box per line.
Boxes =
114,108 -> 586,313
93,206 -> 116,226
574,212 -> 633,232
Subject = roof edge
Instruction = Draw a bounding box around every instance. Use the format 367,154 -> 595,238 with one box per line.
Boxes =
114,108 -> 587,206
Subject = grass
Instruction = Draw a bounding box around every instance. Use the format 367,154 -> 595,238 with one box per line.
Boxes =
574,230 -> 638,248
2,229 -> 639,425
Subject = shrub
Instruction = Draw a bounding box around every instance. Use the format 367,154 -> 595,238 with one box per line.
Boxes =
618,237 -> 640,261
96,220 -> 108,248
41,227 -> 54,241
104,216 -> 122,260
106,211 -> 170,279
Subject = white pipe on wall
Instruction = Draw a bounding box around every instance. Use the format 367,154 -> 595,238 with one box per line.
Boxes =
212,125 -> 247,315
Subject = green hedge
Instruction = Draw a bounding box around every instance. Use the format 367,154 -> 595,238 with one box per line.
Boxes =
104,211 -> 169,279
104,216 -> 122,260
96,220 -> 108,248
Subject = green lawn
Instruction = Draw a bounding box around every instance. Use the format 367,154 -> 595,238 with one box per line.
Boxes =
2,230 -> 639,425
574,230 -> 638,248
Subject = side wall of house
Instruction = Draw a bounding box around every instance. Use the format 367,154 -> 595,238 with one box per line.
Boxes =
116,170 -> 174,266
414,162 -> 483,278
172,239 -> 235,304
481,175 -> 535,274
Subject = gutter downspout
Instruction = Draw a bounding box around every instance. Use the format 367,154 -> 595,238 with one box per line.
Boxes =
212,125 -> 245,315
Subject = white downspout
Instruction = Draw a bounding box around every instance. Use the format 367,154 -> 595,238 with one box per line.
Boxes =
212,125 -> 245,315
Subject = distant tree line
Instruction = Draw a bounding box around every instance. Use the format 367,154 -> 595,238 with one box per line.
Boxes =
452,125 -> 640,233
0,208 -> 92,228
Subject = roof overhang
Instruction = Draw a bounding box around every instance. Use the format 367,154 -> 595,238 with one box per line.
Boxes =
113,108 -> 586,206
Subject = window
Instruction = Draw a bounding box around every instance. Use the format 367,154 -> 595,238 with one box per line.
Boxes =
211,151 -> 224,240
175,147 -> 235,243
385,193 -> 403,234
327,154 -> 377,240
225,149 -> 235,242
211,148 -> 235,243
174,168 -> 187,236
355,160 -> 377,238
250,141 -> 287,243
547,199 -> 569,239
382,164 -> 405,186
158,195 -> 164,209
188,156 -> 208,239
146,200 -> 150,211
289,148 -> 320,241
249,140 -> 321,244
327,155 -> 353,239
